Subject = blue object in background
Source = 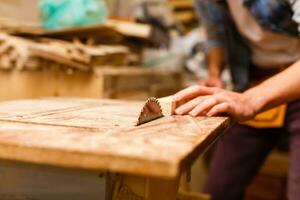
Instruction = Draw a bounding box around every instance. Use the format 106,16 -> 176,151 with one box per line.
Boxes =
40,0 -> 107,30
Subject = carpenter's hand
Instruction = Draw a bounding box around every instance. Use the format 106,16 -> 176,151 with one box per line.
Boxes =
198,76 -> 224,88
174,85 -> 257,122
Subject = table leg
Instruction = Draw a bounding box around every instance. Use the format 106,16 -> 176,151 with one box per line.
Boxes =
105,172 -> 211,200
105,173 -> 179,200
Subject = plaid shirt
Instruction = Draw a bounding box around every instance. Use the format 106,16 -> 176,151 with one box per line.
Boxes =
194,0 -> 300,91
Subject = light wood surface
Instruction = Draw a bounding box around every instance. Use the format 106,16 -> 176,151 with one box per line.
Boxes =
0,98 -> 230,179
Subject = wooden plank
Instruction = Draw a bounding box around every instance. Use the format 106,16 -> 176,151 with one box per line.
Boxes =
169,0 -> 194,10
104,19 -> 151,39
0,98 -> 230,179
37,25 -> 125,44
0,18 -> 150,42
174,12 -> 197,24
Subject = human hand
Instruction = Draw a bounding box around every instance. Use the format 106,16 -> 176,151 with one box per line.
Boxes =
174,85 -> 258,122
198,76 -> 224,88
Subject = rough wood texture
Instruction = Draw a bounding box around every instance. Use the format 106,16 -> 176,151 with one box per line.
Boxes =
0,33 -> 129,71
0,98 -> 230,179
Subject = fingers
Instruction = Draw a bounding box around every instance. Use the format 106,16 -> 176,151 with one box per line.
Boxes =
174,85 -> 219,101
189,96 -> 219,116
174,86 -> 251,120
174,85 -> 235,117
175,96 -> 209,115
207,102 -> 230,117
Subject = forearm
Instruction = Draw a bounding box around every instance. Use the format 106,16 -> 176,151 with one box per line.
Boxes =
207,47 -> 224,78
244,60 -> 300,114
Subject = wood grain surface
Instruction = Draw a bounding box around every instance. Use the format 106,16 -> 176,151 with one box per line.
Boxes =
0,98 -> 230,179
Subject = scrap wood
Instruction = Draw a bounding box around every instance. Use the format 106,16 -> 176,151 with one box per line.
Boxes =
0,17 -> 151,43
85,45 -> 130,66
0,33 -> 89,71
0,33 -> 130,71
37,25 -> 125,44
0,33 -> 29,70
104,19 -> 151,39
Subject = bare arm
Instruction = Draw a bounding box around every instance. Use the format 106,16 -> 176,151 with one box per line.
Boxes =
246,60 -> 300,112
174,60 -> 300,122
199,47 -> 225,88
208,47 -> 224,78
194,0 -> 226,88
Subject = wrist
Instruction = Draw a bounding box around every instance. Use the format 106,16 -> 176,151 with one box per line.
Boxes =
243,88 -> 267,116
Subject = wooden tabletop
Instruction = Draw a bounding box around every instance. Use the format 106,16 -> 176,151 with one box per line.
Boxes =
0,98 -> 231,179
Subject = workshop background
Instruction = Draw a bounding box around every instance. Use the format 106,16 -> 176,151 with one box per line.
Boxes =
0,0 -> 288,200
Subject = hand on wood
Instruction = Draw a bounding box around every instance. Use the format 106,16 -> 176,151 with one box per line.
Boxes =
174,85 -> 258,122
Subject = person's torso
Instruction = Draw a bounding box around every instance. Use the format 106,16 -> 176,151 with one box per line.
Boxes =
227,0 -> 300,68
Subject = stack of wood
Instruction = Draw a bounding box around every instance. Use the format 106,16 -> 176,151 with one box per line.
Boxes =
0,18 -> 152,70
0,32 -> 130,71
168,0 -> 197,32
0,18 -> 150,42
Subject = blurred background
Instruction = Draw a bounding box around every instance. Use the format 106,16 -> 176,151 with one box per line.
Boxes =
0,1 -> 288,200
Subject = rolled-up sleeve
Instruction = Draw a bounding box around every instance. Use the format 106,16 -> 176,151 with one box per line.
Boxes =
193,0 -> 226,52
289,0 -> 300,36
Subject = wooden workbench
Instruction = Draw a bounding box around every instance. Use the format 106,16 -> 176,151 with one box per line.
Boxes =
0,98 -> 231,200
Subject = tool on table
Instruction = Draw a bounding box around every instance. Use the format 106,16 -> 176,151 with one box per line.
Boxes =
137,97 -> 163,126
136,96 -> 185,126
